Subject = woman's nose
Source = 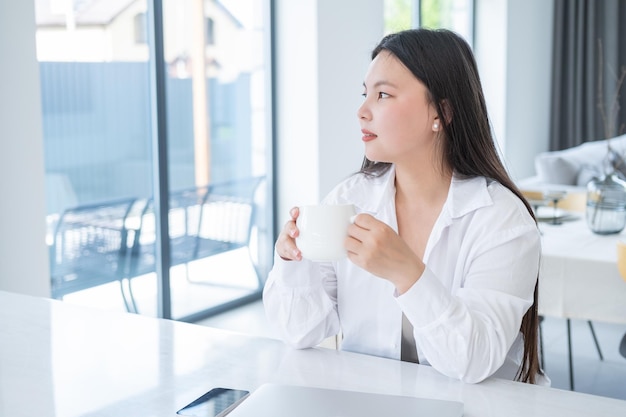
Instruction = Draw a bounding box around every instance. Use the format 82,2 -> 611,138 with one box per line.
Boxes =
357,101 -> 371,120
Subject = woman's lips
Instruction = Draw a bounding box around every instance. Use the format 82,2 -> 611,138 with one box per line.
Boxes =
361,129 -> 377,142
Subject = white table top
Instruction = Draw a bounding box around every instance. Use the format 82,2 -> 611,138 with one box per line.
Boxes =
539,218 -> 626,323
1,291 -> 626,416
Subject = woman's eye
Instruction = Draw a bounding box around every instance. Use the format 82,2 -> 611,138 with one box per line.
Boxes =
361,91 -> 390,99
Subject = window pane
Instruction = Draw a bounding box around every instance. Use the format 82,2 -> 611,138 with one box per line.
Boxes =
37,0 -> 273,320
421,0 -> 473,46
37,0 -> 153,312
159,0 -> 272,320
384,0 -> 474,47
385,0 -> 413,33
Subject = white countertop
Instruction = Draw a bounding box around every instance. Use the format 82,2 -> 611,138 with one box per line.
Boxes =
1,290 -> 625,417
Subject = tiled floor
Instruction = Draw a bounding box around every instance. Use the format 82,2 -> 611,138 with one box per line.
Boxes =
196,300 -> 626,401
540,316 -> 626,399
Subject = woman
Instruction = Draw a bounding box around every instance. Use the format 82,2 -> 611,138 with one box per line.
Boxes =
263,28 -> 544,384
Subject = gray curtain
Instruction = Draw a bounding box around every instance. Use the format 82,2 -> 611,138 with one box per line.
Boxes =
550,0 -> 626,151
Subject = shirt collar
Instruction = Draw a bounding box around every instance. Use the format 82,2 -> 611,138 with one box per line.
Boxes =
446,174 -> 494,219
341,165 -> 494,219
339,165 -> 397,216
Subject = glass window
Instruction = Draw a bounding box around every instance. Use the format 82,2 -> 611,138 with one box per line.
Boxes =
384,0 -> 413,34
159,0 -> 272,320
36,0 -> 273,321
421,0 -> 473,45
384,0 -> 474,46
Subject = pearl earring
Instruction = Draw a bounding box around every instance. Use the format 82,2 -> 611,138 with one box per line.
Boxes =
433,122 -> 439,129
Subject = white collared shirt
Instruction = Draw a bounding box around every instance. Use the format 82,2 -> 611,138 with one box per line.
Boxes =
263,166 -> 543,384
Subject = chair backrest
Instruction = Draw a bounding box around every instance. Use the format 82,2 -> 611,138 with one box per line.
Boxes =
198,176 -> 264,246
125,176 -> 265,277
49,198 -> 137,298
125,185 -> 212,274
169,185 -> 211,240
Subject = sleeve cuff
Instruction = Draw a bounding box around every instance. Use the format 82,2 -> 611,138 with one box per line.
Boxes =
271,252 -> 324,288
396,266 -> 453,329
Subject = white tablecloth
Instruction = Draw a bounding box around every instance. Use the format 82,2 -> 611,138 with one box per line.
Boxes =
539,218 -> 626,324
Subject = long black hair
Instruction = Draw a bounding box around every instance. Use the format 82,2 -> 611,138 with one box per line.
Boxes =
361,28 -> 541,384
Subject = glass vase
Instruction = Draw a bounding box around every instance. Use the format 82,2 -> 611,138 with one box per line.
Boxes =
586,173 -> 626,234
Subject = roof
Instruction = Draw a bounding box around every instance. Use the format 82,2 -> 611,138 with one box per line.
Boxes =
35,0 -> 244,28
35,0 -> 136,27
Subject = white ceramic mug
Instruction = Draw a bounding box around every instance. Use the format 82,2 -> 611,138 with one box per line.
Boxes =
296,204 -> 356,261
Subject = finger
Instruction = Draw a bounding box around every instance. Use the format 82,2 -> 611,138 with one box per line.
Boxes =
281,245 -> 302,261
276,233 -> 302,261
286,219 -> 299,238
345,234 -> 362,255
289,206 -> 300,220
350,212 -> 376,228
348,215 -> 375,242
347,223 -> 365,243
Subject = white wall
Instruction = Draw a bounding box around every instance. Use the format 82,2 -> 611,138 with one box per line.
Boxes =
475,0 -> 553,181
274,0 -> 384,225
0,1 -> 50,296
503,0 -> 553,180
475,0 -> 508,161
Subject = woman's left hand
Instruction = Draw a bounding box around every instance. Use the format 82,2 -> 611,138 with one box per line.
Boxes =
346,213 -> 425,294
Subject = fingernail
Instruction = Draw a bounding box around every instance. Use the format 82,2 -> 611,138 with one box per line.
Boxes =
349,214 -> 358,224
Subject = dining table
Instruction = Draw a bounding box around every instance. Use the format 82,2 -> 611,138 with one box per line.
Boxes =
539,217 -> 626,324
538,214 -> 626,391
1,290 -> 626,417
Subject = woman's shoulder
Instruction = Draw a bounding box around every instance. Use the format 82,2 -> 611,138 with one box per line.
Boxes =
323,170 -> 392,207
452,175 -> 534,225
323,172 -> 371,204
483,178 -> 536,226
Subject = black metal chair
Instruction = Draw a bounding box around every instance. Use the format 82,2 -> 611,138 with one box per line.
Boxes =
124,185 -> 211,278
125,176 -> 265,296
191,176 -> 265,283
49,198 -> 139,312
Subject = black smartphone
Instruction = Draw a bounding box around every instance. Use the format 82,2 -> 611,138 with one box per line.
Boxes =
176,387 -> 250,417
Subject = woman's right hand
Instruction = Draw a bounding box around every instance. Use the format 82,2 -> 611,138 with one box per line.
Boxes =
276,207 -> 303,261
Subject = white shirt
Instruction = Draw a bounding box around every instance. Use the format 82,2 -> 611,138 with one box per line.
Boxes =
263,166 -> 542,384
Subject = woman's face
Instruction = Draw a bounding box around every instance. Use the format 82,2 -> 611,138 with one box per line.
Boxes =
357,50 -> 439,166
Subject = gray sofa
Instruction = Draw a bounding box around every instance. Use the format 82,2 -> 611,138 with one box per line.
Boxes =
520,134 -> 626,189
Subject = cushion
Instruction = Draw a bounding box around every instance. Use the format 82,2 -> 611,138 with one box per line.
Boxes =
535,154 -> 580,185
534,133 -> 626,186
576,164 -> 602,186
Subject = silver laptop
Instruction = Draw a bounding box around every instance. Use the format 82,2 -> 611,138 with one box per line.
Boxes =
225,383 -> 464,417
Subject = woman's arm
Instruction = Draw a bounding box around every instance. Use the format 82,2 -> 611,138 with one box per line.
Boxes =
263,253 -> 341,349
399,223 -> 540,383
